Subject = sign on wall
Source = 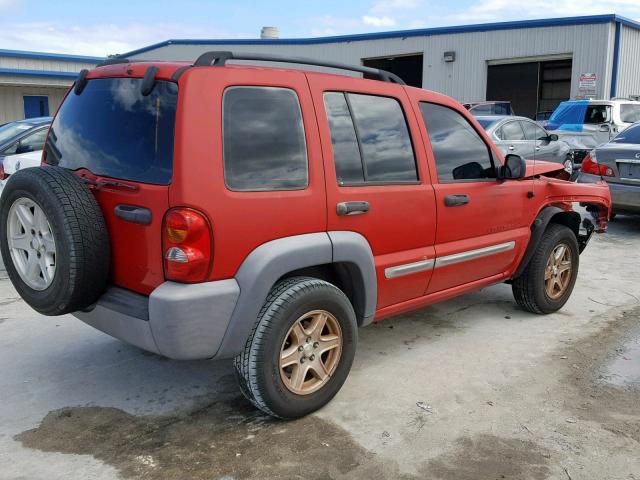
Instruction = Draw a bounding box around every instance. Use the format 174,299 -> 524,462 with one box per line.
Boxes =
578,73 -> 597,98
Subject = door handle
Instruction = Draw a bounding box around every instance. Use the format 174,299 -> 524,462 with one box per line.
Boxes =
508,145 -> 515,151
336,201 -> 370,216
114,204 -> 152,225
444,194 -> 470,207
535,146 -> 541,151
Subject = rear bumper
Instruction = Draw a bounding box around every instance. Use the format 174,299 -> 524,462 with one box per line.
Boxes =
73,280 -> 240,360
577,172 -> 640,213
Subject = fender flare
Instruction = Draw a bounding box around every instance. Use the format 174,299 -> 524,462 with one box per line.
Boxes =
512,206 -> 580,279
214,231 -> 377,359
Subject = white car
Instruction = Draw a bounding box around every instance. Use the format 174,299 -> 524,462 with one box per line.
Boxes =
0,150 -> 43,196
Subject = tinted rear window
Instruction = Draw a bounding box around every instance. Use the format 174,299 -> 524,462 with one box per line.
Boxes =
612,123 -> 640,144
45,78 -> 177,185
223,86 -> 308,191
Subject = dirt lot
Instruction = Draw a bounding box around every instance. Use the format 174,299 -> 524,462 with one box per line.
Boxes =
1,215 -> 639,480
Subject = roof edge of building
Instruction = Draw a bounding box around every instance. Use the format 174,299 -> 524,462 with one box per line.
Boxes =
121,13 -> 639,58
0,48 -> 104,63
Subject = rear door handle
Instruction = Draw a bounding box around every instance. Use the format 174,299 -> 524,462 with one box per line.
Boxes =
444,194 -> 470,207
114,204 -> 152,225
508,145 -> 515,151
337,201 -> 370,216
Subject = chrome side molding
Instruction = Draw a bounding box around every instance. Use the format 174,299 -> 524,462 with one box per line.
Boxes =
384,241 -> 516,279
385,259 -> 435,279
435,241 -> 516,268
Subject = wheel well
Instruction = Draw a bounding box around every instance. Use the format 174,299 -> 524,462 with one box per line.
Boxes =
279,263 -> 367,326
548,211 -> 581,239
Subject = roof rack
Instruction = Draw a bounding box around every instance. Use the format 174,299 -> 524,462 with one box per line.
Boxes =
96,57 -> 131,67
193,50 -> 406,84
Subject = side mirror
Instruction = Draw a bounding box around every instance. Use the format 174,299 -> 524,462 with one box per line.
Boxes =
598,124 -> 610,133
500,154 -> 527,180
548,133 -> 559,141
15,142 -> 34,154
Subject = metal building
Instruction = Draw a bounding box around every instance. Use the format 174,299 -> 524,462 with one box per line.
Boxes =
0,50 -> 101,124
123,14 -> 640,120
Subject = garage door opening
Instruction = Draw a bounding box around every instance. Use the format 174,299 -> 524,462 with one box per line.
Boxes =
362,54 -> 423,88
486,58 -> 572,120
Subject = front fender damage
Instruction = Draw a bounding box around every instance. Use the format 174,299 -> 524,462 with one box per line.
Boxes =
540,178 -> 611,234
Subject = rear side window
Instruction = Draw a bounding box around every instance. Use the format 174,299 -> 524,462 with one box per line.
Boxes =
223,87 -> 308,191
620,104 -> 640,124
612,123 -> 640,144
323,92 -> 417,184
45,78 -> 177,185
499,121 -> 525,141
420,102 -> 495,182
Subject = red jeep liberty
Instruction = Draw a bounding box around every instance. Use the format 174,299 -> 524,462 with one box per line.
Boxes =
0,52 -> 611,418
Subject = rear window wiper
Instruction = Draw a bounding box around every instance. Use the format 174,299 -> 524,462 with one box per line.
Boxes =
81,177 -> 139,191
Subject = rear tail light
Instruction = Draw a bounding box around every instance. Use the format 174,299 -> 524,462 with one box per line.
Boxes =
0,163 -> 6,180
162,208 -> 213,283
580,152 -> 615,177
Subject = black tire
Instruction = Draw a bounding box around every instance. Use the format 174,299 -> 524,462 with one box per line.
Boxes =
234,277 -> 357,419
0,167 -> 110,315
512,223 -> 579,314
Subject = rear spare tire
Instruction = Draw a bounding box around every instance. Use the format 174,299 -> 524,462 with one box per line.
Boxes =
0,167 -> 110,315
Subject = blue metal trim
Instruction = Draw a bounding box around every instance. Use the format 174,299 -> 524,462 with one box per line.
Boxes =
0,68 -> 78,79
610,21 -> 621,98
122,14 -> 636,58
0,48 -> 103,63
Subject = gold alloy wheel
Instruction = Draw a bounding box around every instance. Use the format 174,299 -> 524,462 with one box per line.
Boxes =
279,310 -> 343,395
544,243 -> 573,300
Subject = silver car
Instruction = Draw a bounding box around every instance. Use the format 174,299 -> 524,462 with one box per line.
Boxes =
577,121 -> 640,214
476,115 -> 573,174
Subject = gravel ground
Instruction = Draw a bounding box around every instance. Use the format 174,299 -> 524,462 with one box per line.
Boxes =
0,215 -> 639,480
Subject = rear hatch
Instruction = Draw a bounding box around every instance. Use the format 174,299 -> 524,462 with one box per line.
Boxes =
44,76 -> 178,295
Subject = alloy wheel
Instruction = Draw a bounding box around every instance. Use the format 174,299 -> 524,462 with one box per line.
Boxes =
6,197 -> 57,291
544,243 -> 572,300
279,310 -> 343,395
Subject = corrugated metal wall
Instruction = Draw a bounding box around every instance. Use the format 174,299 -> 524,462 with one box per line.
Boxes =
130,23 -> 615,102
616,25 -> 640,98
0,85 -> 68,124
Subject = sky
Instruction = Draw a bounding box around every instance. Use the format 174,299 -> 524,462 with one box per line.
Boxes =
1,0 -> 640,57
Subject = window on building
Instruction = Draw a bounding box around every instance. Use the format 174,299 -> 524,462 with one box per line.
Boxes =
223,86 -> 308,191
420,102 -> 495,182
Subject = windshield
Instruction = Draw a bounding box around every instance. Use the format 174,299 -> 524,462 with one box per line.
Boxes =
611,123 -> 640,144
476,118 -> 500,130
620,104 -> 640,124
45,78 -> 177,185
0,122 -> 34,145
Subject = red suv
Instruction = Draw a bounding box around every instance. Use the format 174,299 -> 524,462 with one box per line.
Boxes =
0,52 -> 611,418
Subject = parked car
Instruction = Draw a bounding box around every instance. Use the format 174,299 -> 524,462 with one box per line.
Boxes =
0,150 -> 43,196
535,110 -> 554,128
577,121 -> 640,214
463,101 -> 514,116
476,115 -> 574,175
0,117 -> 51,161
0,52 -> 611,419
547,99 -> 640,164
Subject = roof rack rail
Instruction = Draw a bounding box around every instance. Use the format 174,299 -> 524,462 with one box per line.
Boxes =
96,57 -> 131,67
193,50 -> 406,85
